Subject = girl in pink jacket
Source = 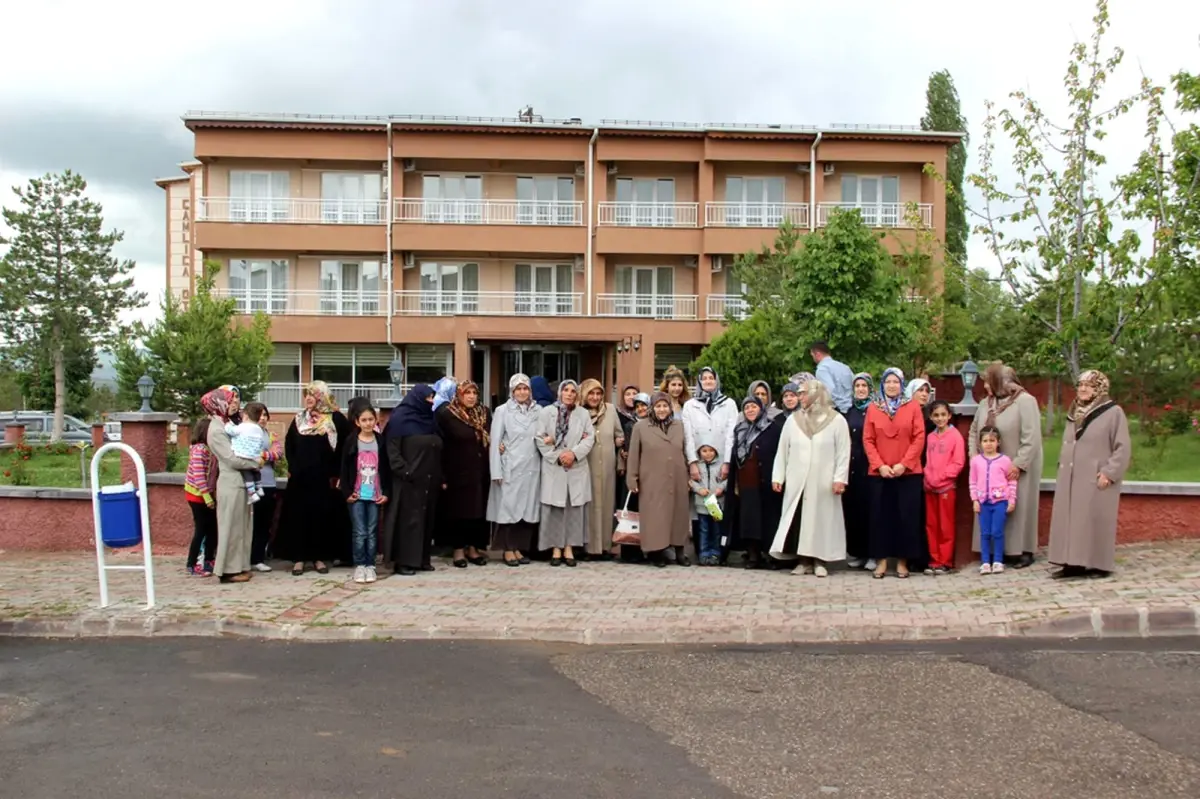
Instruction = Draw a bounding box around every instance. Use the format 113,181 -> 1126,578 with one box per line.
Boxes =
969,426 -> 1018,575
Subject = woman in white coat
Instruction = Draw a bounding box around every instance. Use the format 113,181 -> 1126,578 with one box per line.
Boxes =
682,366 -> 738,485
486,373 -> 542,566
769,379 -> 850,577
534,379 -> 595,567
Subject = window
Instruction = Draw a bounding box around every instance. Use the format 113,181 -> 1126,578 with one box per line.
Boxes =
267,344 -> 301,384
320,173 -> 383,223
840,175 -> 900,226
311,344 -> 398,387
725,177 -> 785,226
516,176 -> 576,225
319,260 -> 382,315
422,174 -> 483,223
615,178 -> 676,226
228,259 -> 289,313
514,263 -> 574,315
419,262 -> 480,314
405,344 -> 453,386
228,171 -> 289,222
614,266 -> 674,317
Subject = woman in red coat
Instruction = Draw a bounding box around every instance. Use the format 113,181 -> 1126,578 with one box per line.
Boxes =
863,367 -> 927,578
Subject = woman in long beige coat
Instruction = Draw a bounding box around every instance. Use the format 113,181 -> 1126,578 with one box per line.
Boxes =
579,378 -> 623,559
201,387 -> 263,584
534,380 -> 595,567
1048,370 -> 1131,579
625,392 -> 691,567
969,365 -> 1043,568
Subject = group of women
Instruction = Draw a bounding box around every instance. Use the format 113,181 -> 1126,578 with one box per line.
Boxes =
195,358 -> 1131,583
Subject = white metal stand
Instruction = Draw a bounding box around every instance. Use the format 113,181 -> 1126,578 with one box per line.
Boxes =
91,442 -> 156,609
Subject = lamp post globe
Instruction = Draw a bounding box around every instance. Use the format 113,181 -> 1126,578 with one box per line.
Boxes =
136,374 -> 156,413
388,358 -> 405,398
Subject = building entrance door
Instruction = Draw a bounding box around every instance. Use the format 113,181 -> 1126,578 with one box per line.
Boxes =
499,345 -> 581,401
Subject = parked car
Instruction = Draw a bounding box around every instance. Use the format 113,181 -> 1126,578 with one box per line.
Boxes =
0,411 -> 108,444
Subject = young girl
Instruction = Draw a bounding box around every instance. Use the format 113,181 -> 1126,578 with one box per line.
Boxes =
969,426 -> 1018,575
340,403 -> 391,584
923,400 -> 965,575
184,417 -> 216,576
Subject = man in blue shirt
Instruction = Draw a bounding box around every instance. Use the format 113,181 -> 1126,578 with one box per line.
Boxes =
810,340 -> 855,414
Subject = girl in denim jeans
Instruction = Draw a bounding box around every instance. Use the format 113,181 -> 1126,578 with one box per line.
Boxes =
340,403 -> 392,583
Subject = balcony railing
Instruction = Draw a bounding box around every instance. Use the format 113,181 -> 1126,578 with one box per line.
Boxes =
252,383 -> 411,410
595,294 -> 698,320
706,294 -> 750,320
325,383 -> 407,404
596,202 -> 699,228
705,202 -> 809,228
815,202 -> 933,228
393,291 -> 584,317
197,197 -> 386,225
394,199 -> 583,226
213,289 -> 389,316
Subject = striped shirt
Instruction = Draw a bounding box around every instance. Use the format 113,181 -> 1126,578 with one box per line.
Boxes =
184,443 -> 216,504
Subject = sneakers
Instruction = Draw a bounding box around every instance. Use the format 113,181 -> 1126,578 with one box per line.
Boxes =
247,491 -> 260,505
991,562 -> 1005,574
251,562 -> 272,573
353,566 -> 367,584
864,559 -> 878,571
813,563 -> 828,578
187,563 -> 212,577
365,566 -> 377,583
979,562 -> 993,575
255,486 -> 265,498
846,557 -> 866,569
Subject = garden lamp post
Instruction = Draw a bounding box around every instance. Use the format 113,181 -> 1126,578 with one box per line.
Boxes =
136,374 -> 156,413
958,359 -> 980,409
388,358 -> 405,398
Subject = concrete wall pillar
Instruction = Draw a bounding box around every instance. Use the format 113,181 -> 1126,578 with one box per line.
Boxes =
110,412 -> 179,482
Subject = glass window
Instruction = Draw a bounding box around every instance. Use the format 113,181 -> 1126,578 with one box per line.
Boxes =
312,364 -> 353,384
615,178 -> 676,226
229,259 -> 287,313
229,171 -> 289,222
320,173 -> 382,223
422,175 -> 483,222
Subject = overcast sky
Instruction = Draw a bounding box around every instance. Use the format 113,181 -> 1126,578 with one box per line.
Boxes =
1,0 -> 1196,324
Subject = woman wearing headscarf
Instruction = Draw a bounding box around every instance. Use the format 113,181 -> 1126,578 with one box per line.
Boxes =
730,393 -> 786,569
579,378 -> 623,560
626,392 -> 691,567
770,379 -> 850,576
863,367 -> 927,579
487,374 -> 542,566
275,380 -> 352,576
530,376 -> 555,408
658,365 -> 689,420
534,379 -> 595,566
843,373 -> 875,569
431,376 -> 457,413
968,364 -> 1044,568
200,387 -> 263,583
1048,370 -> 1131,579
437,379 -> 492,568
682,366 -> 738,485
615,385 -> 640,516
384,384 -> 444,576
746,380 -> 782,421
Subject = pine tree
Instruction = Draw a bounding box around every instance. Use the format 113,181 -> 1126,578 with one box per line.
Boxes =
921,69 -> 969,307
0,171 -> 145,440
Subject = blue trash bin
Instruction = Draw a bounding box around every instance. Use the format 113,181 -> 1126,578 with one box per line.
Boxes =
97,485 -> 143,548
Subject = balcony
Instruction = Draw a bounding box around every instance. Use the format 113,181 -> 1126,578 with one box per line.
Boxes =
815,202 -> 933,228
704,202 -> 809,228
706,294 -> 750,321
595,294 -> 698,320
393,291 -> 585,317
392,199 -> 585,253
213,289 -> 389,316
594,202 -> 702,255
195,197 -> 386,252
253,382 -> 408,410
597,202 -> 698,228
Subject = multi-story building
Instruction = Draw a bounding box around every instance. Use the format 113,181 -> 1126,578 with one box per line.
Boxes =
157,111 -> 960,410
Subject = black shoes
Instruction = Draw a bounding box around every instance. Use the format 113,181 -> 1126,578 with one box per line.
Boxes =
1014,552 -> 1035,569
453,558 -> 469,568
550,556 -> 563,567
563,557 -> 577,567
396,566 -> 416,576
1050,565 -> 1086,580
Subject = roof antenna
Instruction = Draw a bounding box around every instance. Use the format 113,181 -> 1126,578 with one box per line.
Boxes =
519,105 -> 534,123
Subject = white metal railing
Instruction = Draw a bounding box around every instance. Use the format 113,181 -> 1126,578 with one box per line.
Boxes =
597,202 -> 699,228
595,294 -> 698,320
394,198 -> 583,226
325,384 -> 407,404
253,383 -> 305,410
252,383 -> 413,410
197,197 -> 386,225
393,291 -> 584,317
213,289 -> 389,316
705,202 -> 809,228
706,294 -> 750,320
815,202 -> 933,228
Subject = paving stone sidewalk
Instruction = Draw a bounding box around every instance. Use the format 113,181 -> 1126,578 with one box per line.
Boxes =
2,541 -> 1200,643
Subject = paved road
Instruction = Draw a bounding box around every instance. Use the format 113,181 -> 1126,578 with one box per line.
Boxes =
3,638 -> 1199,798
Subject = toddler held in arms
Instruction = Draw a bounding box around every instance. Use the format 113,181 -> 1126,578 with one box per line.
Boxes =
225,417 -> 266,504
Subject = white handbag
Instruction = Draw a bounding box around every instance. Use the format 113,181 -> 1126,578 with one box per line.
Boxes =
612,491 -> 641,545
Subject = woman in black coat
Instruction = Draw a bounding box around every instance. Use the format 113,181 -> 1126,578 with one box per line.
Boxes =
843,373 -> 874,568
728,392 -> 788,569
436,380 -> 492,568
383,384 -> 444,576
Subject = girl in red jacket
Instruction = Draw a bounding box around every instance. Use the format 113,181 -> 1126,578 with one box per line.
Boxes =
923,400 -> 965,574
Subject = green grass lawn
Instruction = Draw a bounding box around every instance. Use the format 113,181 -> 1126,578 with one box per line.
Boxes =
1040,425 -> 1200,482
1,446 -> 122,489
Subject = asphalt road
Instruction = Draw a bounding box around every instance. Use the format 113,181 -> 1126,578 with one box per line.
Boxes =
2,638 -> 1199,799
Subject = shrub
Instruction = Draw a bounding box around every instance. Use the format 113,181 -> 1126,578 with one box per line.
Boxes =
1161,404 -> 1192,435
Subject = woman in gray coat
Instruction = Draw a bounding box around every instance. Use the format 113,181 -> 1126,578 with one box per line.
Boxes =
535,379 -> 595,566
200,387 -> 263,584
487,373 -> 542,566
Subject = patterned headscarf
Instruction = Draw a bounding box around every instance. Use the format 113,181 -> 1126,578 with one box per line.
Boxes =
874,367 -> 909,418
448,380 -> 490,447
649,391 -> 674,433
554,379 -> 580,447
694,366 -> 729,414
790,371 -> 816,386
295,380 -> 339,448
579,378 -> 608,429
796,379 -> 838,438
507,373 -> 533,408
779,382 -> 802,415
200,386 -> 237,421
852,372 -> 875,411
983,364 -> 1026,427
1068,369 -> 1112,424
432,377 -> 457,412
735,395 -> 772,463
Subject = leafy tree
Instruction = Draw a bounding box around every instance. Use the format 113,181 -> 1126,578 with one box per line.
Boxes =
134,262 -> 273,420
0,170 -> 145,439
690,309 -> 794,396
921,69 -> 969,308
0,362 -> 22,411
969,0 -> 1163,381
15,326 -> 98,417
728,220 -> 802,312
111,337 -> 150,412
